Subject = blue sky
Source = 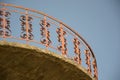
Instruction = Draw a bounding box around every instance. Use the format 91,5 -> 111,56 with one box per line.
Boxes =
0,0 -> 120,80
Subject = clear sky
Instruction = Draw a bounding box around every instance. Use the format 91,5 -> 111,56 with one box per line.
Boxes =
0,0 -> 120,80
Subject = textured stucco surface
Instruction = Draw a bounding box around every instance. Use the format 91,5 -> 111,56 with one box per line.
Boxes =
0,41 -> 94,80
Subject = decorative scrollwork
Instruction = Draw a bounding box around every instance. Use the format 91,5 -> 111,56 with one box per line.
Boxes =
0,9 -> 11,37
85,50 -> 92,73
20,14 -> 33,40
56,24 -> 67,56
93,60 -> 98,79
0,16 -> 3,35
73,38 -> 81,64
40,17 -> 51,47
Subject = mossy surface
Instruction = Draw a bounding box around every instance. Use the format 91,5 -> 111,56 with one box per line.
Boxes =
0,41 -> 94,80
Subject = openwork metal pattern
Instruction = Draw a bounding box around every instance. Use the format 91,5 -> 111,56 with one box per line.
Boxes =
20,14 -> 34,40
40,17 -> 51,47
0,3 -> 98,80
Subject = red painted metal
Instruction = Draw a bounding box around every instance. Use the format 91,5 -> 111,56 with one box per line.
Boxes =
57,24 -> 67,56
85,50 -> 92,74
73,38 -> 81,64
40,16 -> 51,48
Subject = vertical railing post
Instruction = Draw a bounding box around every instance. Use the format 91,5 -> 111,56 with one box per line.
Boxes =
60,24 -> 64,55
44,16 -> 48,48
85,49 -> 92,74
0,8 -> 11,39
93,60 -> 98,80
73,37 -> 81,64
25,10 -> 29,44
40,16 -> 51,49
20,11 -> 33,42
57,24 -> 67,56
2,9 -> 6,39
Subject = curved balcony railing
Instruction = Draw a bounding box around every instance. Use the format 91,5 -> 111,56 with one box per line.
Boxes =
0,2 -> 98,80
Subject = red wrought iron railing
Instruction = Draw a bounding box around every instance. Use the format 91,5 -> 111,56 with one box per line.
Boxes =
0,3 -> 98,80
